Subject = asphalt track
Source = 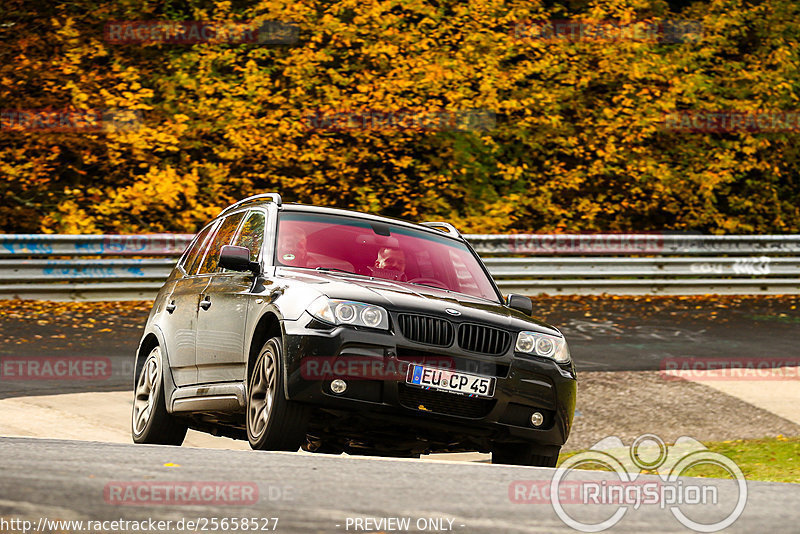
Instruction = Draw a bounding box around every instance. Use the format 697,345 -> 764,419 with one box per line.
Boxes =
1,297 -> 798,533
1,437 -> 798,534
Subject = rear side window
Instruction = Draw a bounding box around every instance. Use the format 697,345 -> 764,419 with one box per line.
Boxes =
181,223 -> 217,276
197,212 -> 246,275
233,211 -> 266,262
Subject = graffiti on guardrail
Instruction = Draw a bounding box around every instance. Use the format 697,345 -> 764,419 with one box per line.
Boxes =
5,233 -> 800,257
76,235 -> 193,255
468,233 -> 800,255
0,234 -> 193,255
1,233 -> 798,299
663,238 -> 800,254
471,234 -> 666,255
1,236 -> 54,255
689,256 -> 772,275
42,266 -> 146,278
732,256 -> 771,275
689,262 -> 725,274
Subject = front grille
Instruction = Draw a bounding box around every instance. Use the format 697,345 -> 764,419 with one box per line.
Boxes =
398,384 -> 495,419
397,348 -> 510,378
397,314 -> 454,347
457,324 -> 511,355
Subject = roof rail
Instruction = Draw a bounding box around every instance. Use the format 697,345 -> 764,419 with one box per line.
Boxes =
219,193 -> 282,216
420,221 -> 462,238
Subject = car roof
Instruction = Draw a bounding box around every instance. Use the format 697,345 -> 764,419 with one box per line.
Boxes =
243,201 -> 465,242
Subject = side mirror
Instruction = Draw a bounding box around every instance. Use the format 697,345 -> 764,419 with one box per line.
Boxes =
220,245 -> 261,275
506,294 -> 533,316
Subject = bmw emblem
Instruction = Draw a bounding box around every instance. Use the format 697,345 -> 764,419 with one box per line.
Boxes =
445,308 -> 461,316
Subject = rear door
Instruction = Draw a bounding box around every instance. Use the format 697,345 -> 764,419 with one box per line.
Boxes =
194,210 -> 256,383
160,221 -> 217,386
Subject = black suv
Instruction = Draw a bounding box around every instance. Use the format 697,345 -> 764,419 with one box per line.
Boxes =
132,194 -> 576,466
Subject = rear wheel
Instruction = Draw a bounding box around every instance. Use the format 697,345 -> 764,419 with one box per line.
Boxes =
491,443 -> 560,467
247,337 -> 310,451
131,346 -> 188,445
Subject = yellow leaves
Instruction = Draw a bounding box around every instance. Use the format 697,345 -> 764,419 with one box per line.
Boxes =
41,199 -> 99,234
3,0 -> 800,236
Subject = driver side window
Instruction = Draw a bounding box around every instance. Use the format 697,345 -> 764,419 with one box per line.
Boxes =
197,212 -> 246,275
233,211 -> 266,262
181,222 -> 217,276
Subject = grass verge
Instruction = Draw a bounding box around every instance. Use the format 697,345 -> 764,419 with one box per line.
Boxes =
557,435 -> 800,483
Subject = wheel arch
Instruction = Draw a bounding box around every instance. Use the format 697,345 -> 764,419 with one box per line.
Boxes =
135,333 -> 159,381
134,326 -> 178,411
246,311 -> 285,397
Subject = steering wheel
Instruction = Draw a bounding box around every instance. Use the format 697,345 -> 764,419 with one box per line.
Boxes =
409,277 -> 449,290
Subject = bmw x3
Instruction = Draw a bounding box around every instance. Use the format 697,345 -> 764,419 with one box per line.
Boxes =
132,193 -> 576,466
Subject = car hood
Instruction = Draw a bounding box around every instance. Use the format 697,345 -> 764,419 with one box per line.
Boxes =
275,268 -> 560,336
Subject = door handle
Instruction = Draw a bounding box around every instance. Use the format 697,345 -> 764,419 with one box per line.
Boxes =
199,297 -> 212,310
166,301 -> 176,314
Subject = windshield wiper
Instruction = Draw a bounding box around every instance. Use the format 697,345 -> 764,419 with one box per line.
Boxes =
315,267 -> 360,276
407,281 -> 451,292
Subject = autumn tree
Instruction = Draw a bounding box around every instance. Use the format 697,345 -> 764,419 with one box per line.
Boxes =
1,0 -> 799,234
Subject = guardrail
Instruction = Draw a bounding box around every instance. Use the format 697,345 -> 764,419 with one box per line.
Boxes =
1,233 -> 799,300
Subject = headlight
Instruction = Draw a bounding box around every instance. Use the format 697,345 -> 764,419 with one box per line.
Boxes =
361,306 -> 384,328
515,331 -> 570,363
335,303 -> 356,323
307,296 -> 389,330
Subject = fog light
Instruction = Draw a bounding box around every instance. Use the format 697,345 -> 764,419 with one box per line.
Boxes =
330,379 -> 347,394
530,411 -> 544,427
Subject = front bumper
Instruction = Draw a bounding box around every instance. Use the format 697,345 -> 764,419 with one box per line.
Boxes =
282,313 -> 577,449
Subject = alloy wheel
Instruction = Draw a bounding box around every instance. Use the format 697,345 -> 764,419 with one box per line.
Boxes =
132,347 -> 161,436
248,348 -> 276,439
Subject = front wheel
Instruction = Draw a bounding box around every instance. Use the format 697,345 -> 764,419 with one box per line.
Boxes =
131,346 -> 188,445
247,337 -> 310,451
491,443 -> 560,467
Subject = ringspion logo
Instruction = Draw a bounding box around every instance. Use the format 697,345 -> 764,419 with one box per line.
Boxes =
510,434 -> 747,532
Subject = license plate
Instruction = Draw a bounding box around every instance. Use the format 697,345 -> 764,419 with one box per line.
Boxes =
406,364 -> 495,398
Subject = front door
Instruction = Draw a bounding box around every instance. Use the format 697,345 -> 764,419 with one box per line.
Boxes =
192,210 -> 253,383
159,221 -> 218,387
196,272 -> 254,383
161,276 -> 211,386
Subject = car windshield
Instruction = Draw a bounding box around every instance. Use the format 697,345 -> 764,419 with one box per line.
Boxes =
275,211 -> 500,302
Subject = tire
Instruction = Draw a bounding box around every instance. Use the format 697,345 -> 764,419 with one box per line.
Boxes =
131,346 -> 188,445
491,442 -> 560,467
246,336 -> 310,451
